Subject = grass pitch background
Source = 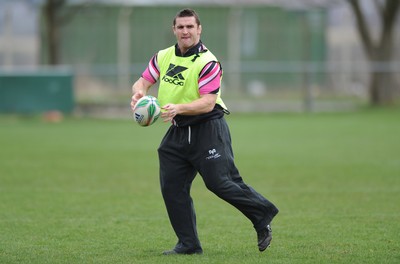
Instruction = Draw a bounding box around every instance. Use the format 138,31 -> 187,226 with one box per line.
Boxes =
1,108 -> 399,263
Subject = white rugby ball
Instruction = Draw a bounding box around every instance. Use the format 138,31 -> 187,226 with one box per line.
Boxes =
133,95 -> 161,126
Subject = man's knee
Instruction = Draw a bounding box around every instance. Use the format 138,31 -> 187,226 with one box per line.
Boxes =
203,176 -> 229,197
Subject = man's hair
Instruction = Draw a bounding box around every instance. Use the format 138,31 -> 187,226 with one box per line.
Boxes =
173,8 -> 201,26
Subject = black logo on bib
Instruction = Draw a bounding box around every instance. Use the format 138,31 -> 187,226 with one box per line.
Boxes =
162,64 -> 188,86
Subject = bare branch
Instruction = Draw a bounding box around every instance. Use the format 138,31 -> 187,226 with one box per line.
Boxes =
347,0 -> 374,59
373,0 -> 385,17
378,0 -> 400,57
383,0 -> 400,27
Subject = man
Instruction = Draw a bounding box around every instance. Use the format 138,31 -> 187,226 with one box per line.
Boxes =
130,8 -> 278,255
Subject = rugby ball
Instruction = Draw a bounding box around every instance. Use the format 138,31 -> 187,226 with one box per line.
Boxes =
133,95 -> 161,126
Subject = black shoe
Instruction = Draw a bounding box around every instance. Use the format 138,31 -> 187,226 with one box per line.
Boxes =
257,225 -> 272,252
162,248 -> 203,255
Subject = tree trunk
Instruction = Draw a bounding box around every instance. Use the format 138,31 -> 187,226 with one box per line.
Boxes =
369,71 -> 393,105
44,0 -> 61,65
348,0 -> 399,106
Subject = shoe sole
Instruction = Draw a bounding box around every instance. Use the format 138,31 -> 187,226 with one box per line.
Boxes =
163,250 -> 203,255
258,235 -> 272,252
258,225 -> 273,252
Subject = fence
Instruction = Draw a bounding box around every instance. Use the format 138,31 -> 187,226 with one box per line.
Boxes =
71,60 -> 400,117
1,3 -> 399,116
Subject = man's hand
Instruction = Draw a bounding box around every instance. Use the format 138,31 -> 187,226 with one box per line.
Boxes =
161,104 -> 180,122
130,77 -> 153,111
131,91 -> 144,110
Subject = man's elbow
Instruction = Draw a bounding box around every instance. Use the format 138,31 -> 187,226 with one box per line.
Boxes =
204,102 -> 216,113
200,94 -> 218,113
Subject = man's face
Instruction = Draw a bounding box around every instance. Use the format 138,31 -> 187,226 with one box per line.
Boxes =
173,16 -> 202,54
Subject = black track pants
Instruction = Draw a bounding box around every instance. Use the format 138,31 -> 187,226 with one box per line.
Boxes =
158,117 -> 278,251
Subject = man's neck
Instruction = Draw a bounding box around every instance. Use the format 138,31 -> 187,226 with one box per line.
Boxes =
175,41 -> 203,57
179,47 -> 191,55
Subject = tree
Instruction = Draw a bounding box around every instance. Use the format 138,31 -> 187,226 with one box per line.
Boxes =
43,0 -> 65,65
42,0 -> 90,65
347,0 -> 400,105
289,0 -> 399,105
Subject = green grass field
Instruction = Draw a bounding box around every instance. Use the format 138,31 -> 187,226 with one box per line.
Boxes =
1,108 -> 400,264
